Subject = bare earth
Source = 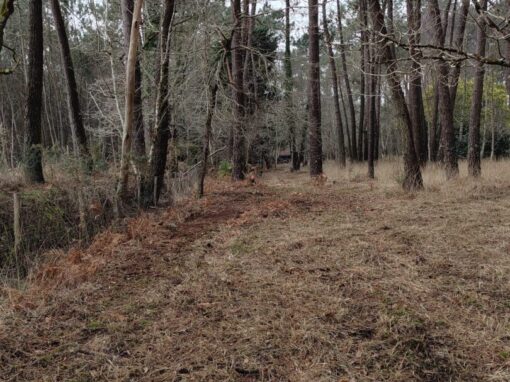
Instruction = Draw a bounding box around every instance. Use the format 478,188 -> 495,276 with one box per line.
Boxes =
1,162 -> 510,381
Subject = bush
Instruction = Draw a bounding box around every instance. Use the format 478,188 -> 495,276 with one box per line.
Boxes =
218,160 -> 232,177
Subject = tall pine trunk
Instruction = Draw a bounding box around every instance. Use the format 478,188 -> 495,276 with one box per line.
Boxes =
49,0 -> 90,164
406,0 -> 427,165
285,0 -> 300,171
322,0 -> 346,167
468,0 -> 487,177
308,0 -> 322,176
428,0 -> 458,179
24,0 -> 45,183
140,0 -> 176,207
231,0 -> 246,180
367,0 -> 423,190
336,0 -> 357,160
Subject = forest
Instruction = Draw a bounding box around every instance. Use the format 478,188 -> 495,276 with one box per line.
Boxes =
1,0 -> 510,380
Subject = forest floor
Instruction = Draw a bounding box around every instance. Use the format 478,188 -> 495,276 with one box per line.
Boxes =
1,160 -> 510,381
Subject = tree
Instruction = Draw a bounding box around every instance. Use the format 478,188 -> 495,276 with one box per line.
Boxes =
285,0 -> 300,171
406,0 -> 428,165
121,0 -> 146,159
308,0 -> 322,177
231,0 -> 246,180
336,0 -> 356,160
367,0 -> 423,190
49,0 -> 90,163
23,0 -> 44,183
322,0 -> 345,167
117,0 -> 144,200
428,0 -> 459,179
468,0 -> 487,177
141,0 -> 176,206
0,0 -> 15,74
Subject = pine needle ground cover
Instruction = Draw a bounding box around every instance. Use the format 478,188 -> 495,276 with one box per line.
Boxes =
1,160 -> 510,381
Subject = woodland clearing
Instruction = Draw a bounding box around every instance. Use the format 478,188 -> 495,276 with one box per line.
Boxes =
1,160 -> 510,381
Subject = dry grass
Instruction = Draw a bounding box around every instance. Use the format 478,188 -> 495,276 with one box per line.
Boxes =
1,160 -> 510,381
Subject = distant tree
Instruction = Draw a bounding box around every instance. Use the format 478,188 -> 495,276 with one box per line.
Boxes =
23,0 -> 44,183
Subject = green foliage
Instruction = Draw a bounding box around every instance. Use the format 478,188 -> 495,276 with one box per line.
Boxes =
218,160 -> 232,177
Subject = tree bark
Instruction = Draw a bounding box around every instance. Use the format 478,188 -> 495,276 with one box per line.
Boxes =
23,0 -> 45,183
448,0 -> 469,105
358,0 -> 368,162
285,0 -> 300,171
322,0 -> 346,167
117,0 -> 144,200
121,0 -> 146,158
308,0 -> 322,176
49,0 -> 90,164
406,0 -> 428,165
428,0 -> 459,179
336,0 -> 357,160
0,0 -> 15,74
468,0 -> 487,177
198,81 -> 219,198
367,0 -> 423,190
231,0 -> 246,180
141,0 -> 175,207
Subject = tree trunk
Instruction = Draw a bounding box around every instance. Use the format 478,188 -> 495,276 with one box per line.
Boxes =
285,0 -> 300,171
367,0 -> 423,190
117,0 -> 144,200
336,0 -> 357,161
0,0 -> 15,74
141,0 -> 175,207
428,0 -> 458,179
231,0 -> 246,180
358,0 -> 368,162
23,0 -> 45,183
467,0 -> 487,177
49,0 -> 90,164
322,0 -> 345,167
198,81 -> 219,198
406,0 -> 427,165
121,0 -> 146,158
448,0 -> 469,105
308,0 -> 322,176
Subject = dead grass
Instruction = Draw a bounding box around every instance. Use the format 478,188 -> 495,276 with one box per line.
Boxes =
1,160 -> 510,381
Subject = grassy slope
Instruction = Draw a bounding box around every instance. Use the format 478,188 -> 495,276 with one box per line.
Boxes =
1,161 -> 510,381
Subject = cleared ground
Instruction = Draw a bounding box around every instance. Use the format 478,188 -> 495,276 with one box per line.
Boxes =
1,160 -> 510,381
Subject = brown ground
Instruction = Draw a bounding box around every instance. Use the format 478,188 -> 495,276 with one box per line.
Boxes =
1,162 -> 510,381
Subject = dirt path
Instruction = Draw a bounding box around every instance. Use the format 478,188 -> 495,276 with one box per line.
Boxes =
1,169 -> 510,381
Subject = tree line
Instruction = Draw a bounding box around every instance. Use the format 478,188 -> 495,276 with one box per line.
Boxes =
1,0 -> 510,203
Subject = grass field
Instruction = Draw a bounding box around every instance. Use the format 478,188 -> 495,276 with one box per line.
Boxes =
1,159 -> 510,381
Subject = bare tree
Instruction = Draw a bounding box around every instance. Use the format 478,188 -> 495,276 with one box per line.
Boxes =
0,0 -> 15,74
